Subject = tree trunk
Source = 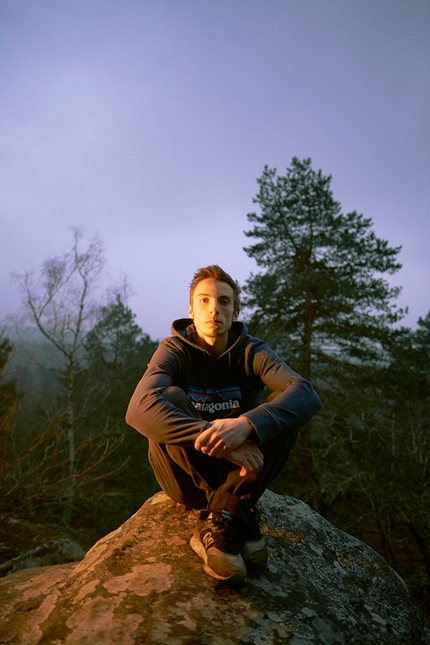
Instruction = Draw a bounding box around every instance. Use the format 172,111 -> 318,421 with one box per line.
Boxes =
298,288 -> 315,486
64,360 -> 76,522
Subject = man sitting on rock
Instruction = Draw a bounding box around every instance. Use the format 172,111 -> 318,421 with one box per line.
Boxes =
126,265 -> 321,584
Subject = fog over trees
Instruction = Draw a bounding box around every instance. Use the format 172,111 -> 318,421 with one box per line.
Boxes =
1,159 -> 428,616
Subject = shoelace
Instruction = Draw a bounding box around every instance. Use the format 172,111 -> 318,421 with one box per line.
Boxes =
210,512 -> 241,550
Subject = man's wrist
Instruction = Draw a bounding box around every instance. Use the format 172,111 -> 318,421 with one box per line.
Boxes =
239,416 -> 258,442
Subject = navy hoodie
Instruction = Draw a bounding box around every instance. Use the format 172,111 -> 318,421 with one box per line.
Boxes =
125,319 -> 321,448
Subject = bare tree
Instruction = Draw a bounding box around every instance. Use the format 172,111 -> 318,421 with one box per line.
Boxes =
12,229 -> 105,487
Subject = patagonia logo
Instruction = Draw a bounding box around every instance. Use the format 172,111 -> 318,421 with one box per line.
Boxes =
188,385 -> 242,414
194,399 -> 241,413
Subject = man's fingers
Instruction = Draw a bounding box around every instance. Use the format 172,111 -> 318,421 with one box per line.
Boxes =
207,444 -> 226,457
225,443 -> 264,474
239,460 -> 261,476
198,436 -> 229,458
195,428 -> 213,451
194,429 -> 208,450
196,428 -> 224,450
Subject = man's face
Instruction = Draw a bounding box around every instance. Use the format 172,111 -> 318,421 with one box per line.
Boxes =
188,278 -> 238,348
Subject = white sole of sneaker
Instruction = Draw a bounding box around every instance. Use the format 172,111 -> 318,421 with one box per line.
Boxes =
190,535 -> 247,584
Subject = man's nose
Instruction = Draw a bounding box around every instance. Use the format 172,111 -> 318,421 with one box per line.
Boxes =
209,300 -> 219,314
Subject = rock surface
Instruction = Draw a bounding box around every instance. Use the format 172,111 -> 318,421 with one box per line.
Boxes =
0,490 -> 428,645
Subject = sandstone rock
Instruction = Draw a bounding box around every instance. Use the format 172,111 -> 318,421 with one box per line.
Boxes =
0,490 -> 428,645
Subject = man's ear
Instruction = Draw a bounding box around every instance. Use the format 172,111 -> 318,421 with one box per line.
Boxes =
232,310 -> 239,322
188,305 -> 193,319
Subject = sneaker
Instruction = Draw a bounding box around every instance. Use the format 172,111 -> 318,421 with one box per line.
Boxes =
190,510 -> 247,584
241,506 -> 268,567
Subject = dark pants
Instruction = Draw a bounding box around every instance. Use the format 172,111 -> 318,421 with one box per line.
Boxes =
148,387 -> 299,517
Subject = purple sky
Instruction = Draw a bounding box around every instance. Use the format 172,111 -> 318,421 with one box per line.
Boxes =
1,1 -> 429,340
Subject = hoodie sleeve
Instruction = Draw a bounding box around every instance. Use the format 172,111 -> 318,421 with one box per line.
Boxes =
242,341 -> 322,444
125,337 -> 211,448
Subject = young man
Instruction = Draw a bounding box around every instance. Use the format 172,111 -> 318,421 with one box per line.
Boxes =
126,265 -> 321,584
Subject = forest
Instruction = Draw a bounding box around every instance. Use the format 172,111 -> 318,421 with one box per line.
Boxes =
1,158 -> 429,617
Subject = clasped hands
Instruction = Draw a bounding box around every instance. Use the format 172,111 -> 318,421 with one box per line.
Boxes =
194,416 -> 263,477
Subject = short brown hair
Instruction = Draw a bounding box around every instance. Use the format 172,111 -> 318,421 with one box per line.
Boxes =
189,265 -> 241,312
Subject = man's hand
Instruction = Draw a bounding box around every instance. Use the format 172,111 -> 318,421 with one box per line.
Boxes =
194,416 -> 254,458
224,442 -> 264,476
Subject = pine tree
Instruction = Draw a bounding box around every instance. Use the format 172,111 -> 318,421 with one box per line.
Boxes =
381,314 -> 430,596
78,296 -> 158,527
243,157 -> 404,380
83,294 -> 157,429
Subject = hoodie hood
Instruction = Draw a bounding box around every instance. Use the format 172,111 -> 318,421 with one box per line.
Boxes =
171,318 -> 249,356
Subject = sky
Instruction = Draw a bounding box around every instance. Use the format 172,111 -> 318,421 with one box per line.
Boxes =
1,0 -> 429,341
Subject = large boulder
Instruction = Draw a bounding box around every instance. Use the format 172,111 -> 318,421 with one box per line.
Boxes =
0,490 -> 428,645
